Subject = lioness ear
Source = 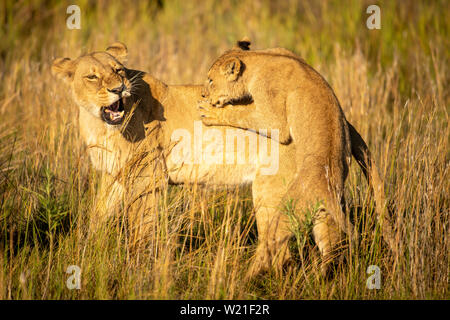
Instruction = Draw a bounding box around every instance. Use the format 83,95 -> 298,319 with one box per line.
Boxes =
52,57 -> 76,83
221,57 -> 242,81
106,42 -> 128,63
233,36 -> 251,51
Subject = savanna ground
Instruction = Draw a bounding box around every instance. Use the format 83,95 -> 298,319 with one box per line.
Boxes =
0,0 -> 448,299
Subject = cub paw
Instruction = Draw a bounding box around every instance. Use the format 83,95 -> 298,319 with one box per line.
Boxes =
197,100 -> 223,126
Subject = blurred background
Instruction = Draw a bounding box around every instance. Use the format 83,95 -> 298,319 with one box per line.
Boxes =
0,0 -> 448,299
1,0 -> 448,85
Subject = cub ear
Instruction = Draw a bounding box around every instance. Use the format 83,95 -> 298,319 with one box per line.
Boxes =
52,57 -> 76,83
234,36 -> 251,51
220,57 -> 242,81
106,42 -> 128,63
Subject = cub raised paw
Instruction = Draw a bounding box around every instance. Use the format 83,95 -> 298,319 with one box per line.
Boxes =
197,100 -> 226,126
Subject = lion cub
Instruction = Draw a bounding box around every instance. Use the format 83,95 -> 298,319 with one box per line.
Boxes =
199,40 -> 399,269
199,40 -> 360,252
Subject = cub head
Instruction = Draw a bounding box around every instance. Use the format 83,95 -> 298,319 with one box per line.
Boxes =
202,37 -> 253,107
52,42 -> 134,126
202,56 -> 251,108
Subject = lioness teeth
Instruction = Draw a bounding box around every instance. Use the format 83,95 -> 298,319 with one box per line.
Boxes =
111,111 -> 124,120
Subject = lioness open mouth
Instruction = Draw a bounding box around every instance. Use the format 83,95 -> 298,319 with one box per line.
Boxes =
101,98 -> 125,125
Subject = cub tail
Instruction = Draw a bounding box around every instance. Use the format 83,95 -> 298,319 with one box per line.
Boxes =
348,121 -> 400,255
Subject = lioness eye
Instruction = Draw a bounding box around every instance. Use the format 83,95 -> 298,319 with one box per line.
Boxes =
86,74 -> 98,80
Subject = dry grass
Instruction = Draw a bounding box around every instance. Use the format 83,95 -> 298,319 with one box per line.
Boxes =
0,0 -> 448,299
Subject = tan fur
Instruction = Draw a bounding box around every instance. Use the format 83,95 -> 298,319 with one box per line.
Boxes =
52,42 -> 395,277
52,43 -> 295,276
52,42 -> 167,247
199,42 -> 397,272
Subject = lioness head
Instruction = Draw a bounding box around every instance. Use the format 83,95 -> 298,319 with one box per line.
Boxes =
202,39 -> 252,108
52,42 -> 134,126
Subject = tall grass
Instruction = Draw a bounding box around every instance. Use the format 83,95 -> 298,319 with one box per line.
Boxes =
0,0 -> 448,299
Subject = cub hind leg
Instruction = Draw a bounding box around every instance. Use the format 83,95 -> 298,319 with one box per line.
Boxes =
285,161 -> 352,276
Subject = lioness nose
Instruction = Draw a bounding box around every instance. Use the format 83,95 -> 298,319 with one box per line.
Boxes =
108,84 -> 125,95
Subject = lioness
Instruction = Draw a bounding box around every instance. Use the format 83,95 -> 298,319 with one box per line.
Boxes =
52,42 -> 394,277
199,40 -> 397,265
